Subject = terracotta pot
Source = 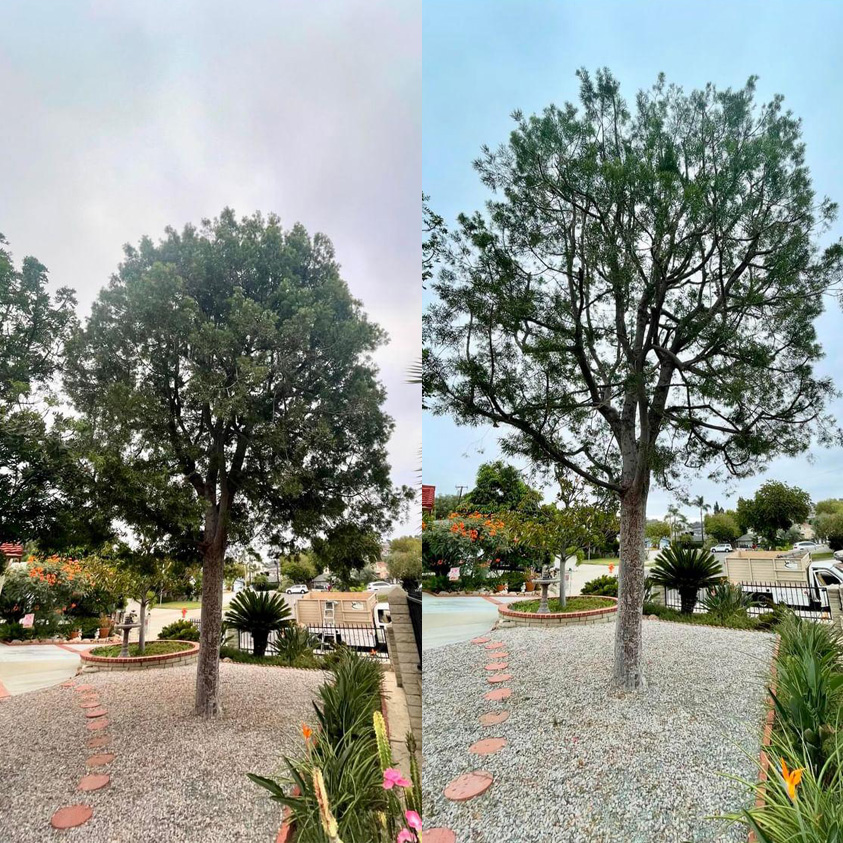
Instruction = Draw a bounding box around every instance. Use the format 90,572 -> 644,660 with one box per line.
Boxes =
496,583 -> 506,593
525,581 -> 535,592
68,629 -> 80,640
98,626 -> 112,639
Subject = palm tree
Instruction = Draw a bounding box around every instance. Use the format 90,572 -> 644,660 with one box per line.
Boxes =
688,495 -> 711,544
224,590 -> 292,657
649,546 -> 722,614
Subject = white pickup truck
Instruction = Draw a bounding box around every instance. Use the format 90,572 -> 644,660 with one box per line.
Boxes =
722,550 -> 843,611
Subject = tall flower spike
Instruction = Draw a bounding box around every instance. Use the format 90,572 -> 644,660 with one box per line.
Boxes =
373,710 -> 392,772
313,768 -> 343,843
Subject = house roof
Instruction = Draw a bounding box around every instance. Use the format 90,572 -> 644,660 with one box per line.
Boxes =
422,485 -> 436,512
0,543 -> 23,559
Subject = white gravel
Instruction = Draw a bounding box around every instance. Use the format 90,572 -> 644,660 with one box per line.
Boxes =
0,663 -> 325,842
423,620 -> 775,843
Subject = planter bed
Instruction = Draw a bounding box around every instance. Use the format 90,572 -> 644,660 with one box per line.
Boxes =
80,639 -> 199,671
498,595 -> 617,626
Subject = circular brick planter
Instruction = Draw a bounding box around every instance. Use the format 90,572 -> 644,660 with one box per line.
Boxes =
497,596 -> 618,627
79,640 -> 199,672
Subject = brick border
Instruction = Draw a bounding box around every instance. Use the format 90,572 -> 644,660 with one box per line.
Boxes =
79,640 -> 199,669
748,635 -> 781,843
498,597 -> 617,626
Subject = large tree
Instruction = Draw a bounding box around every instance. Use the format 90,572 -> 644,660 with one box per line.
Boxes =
736,480 -> 812,547
461,460 -> 542,513
424,70 -> 842,690
66,210 -> 407,715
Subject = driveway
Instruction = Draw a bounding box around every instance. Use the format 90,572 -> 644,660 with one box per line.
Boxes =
0,643 -> 93,697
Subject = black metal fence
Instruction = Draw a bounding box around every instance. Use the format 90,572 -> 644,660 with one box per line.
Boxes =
236,623 -> 390,662
661,582 -> 832,622
407,590 -> 422,666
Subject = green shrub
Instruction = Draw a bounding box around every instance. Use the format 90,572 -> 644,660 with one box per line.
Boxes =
90,641 -> 192,657
158,619 -> 200,641
581,574 -> 619,597
224,589 -> 291,657
218,645 -> 322,669
700,582 -> 755,624
271,625 -> 320,665
649,545 -> 722,614
503,571 -> 526,591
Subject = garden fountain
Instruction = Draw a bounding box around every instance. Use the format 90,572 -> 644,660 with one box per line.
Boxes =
114,612 -> 141,657
533,565 -> 556,614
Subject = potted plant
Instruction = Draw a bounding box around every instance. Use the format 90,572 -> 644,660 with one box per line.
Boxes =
68,627 -> 81,640
98,614 -> 112,639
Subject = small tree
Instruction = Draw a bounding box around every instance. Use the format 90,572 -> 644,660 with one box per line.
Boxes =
311,525 -> 383,590
424,71 -> 842,689
279,554 -> 317,586
645,521 -> 671,543
650,546 -> 722,614
704,511 -> 741,544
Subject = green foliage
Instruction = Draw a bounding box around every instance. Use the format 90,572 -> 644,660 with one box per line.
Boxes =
704,511 -> 741,544
280,554 -> 318,586
509,596 -> 615,613
642,602 -> 776,631
432,492 -> 461,519
271,625 -> 321,665
158,619 -> 200,641
312,525 -> 383,590
699,582 -> 755,625
461,461 -> 542,513
737,481 -> 812,547
384,535 -> 422,590
218,645 -> 322,670
649,546 -> 722,614
90,641 -> 193,657
645,520 -> 671,541
815,512 -> 843,551
224,589 -> 292,657
581,575 -> 619,597
249,650 -> 390,842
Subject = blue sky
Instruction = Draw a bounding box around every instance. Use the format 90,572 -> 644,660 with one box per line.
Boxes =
423,0 -> 843,521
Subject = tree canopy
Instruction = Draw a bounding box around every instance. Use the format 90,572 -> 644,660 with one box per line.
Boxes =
424,69 -> 842,691
461,460 -> 542,513
736,480 -> 812,546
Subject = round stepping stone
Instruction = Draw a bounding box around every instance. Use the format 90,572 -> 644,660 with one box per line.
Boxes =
484,642 -> 505,649
469,737 -> 507,755
485,661 -> 508,671
444,770 -> 493,802
86,753 -> 115,767
60,681 -> 75,688
85,708 -> 108,719
87,718 -> 109,731
87,735 -> 111,749
78,773 -> 110,792
487,673 -> 512,684
484,687 -> 512,701
479,710 -> 509,726
51,805 -> 93,829
80,700 -> 101,709
470,636 -> 490,644
490,651 -> 509,659
426,829 -> 457,843
73,684 -> 94,692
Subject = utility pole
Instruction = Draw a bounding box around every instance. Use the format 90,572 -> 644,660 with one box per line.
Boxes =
456,485 -> 468,504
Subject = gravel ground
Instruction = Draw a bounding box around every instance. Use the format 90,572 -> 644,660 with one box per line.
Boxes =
0,663 -> 325,842
423,620 -> 775,843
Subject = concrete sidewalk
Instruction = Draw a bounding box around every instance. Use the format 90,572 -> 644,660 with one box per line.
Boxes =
0,643 -> 90,697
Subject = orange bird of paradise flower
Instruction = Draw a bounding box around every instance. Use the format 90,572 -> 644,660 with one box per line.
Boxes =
301,723 -> 313,741
781,758 -> 803,799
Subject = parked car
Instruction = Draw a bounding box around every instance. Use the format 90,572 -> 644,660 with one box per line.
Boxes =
366,580 -> 393,592
285,584 -> 309,595
232,578 -> 246,593
710,543 -> 733,553
793,541 -> 820,551
834,549 -> 843,563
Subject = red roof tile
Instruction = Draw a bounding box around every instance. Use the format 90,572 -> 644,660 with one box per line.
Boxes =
421,485 -> 436,512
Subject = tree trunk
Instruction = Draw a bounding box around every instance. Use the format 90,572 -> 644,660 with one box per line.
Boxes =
195,540 -> 225,717
138,598 -> 147,654
558,554 -> 567,608
253,630 -> 269,658
613,484 -> 648,692
679,588 -> 698,615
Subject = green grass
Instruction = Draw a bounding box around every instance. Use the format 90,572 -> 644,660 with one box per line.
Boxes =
155,601 -> 201,610
508,595 -> 616,613
89,640 -> 194,657
218,645 -> 323,669
578,557 -> 620,566
811,551 -> 834,560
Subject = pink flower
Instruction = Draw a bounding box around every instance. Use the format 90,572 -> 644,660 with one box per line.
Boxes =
382,767 -> 411,790
405,810 -> 422,831
397,830 -> 415,843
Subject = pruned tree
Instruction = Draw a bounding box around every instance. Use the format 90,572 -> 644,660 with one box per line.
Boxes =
423,70 -> 842,690
66,210 -> 409,715
736,480 -> 812,547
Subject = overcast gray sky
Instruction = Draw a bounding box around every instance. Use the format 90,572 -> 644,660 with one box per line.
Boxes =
1,0 -> 421,537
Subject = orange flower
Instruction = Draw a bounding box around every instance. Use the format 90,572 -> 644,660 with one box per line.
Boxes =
301,723 -> 313,741
781,758 -> 803,800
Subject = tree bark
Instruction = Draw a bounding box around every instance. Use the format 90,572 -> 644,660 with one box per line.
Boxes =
613,483 -> 648,691
195,539 -> 225,717
138,597 -> 147,654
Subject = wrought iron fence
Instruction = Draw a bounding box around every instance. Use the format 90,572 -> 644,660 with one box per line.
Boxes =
661,582 -> 832,622
407,590 -> 422,666
236,622 -> 390,661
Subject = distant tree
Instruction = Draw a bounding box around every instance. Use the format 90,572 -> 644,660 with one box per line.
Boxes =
424,70 -> 842,689
311,524 -> 383,589
814,498 -> 843,517
461,461 -> 542,513
279,554 -> 317,585
737,481 -> 812,547
819,513 -> 843,551
66,210 -> 408,716
704,511 -> 741,544
385,535 -> 422,590
684,496 -> 711,543
645,520 -> 671,542
432,492 -> 462,519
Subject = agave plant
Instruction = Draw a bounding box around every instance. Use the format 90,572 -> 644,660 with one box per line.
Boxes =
700,582 -> 756,624
649,545 -> 722,614
224,589 -> 291,657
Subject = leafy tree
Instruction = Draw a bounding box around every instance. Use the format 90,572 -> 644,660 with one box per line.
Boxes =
704,511 -> 741,544
432,492 -> 462,519
736,481 -> 812,547
818,513 -> 843,551
645,520 -> 671,542
461,461 -> 542,513
424,70 -> 842,690
66,210 -> 408,715
311,524 -> 383,590
384,535 -> 422,590
814,498 -> 843,517
279,554 -> 317,585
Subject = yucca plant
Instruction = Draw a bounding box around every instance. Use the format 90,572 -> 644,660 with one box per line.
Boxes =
700,582 -> 756,624
224,589 -> 291,657
271,625 -> 320,665
649,545 -> 722,614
